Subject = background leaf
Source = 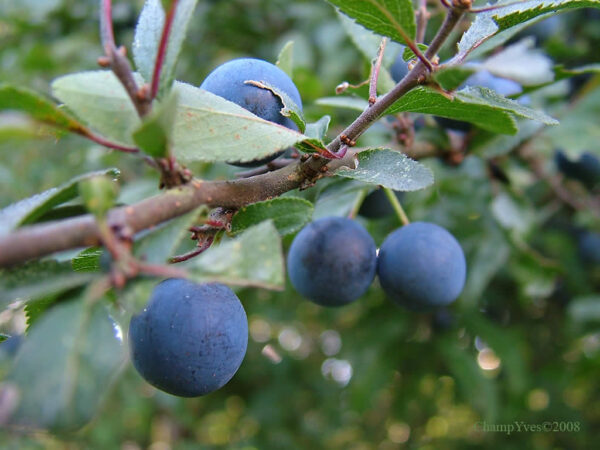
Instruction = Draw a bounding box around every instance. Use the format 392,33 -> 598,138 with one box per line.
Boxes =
336,148 -> 434,191
5,297 -> 126,431
182,220 -> 284,290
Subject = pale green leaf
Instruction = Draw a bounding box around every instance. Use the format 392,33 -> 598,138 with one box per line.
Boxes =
183,221 -> 284,290
336,148 -> 434,191
173,82 -> 307,163
51,71 -> 142,146
276,41 -> 294,77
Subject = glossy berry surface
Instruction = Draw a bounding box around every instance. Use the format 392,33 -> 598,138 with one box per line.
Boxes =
287,217 -> 377,307
377,222 -> 466,311
200,58 -> 302,166
129,279 -> 248,397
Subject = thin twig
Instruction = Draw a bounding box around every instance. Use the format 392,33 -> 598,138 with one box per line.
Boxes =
369,38 -> 388,105
150,0 -> 179,99
83,131 -> 140,153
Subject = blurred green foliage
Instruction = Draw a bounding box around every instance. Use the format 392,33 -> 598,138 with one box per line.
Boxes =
1,0 -> 600,449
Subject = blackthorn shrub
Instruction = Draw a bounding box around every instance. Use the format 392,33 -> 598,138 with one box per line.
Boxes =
129,279 -> 248,397
287,217 -> 377,307
377,222 -> 466,310
200,58 -> 303,166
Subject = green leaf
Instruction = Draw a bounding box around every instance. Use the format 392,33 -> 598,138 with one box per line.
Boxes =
336,148 -> 434,191
433,66 -> 476,91
542,85 -> 600,155
72,247 -> 103,273
133,0 -> 199,97
385,86 -> 557,134
315,96 -> 369,112
231,198 -> 314,236
402,43 -> 428,62
134,210 -> 202,264
5,297 -> 126,431
0,169 -> 119,235
132,90 -> 179,157
173,82 -> 307,163
245,80 -> 306,133
304,116 -> 331,142
456,0 -> 600,60
0,260 -> 98,309
24,294 -> 59,331
51,71 -> 142,146
79,175 -> 119,219
276,41 -> 294,77
329,0 -> 416,47
0,84 -> 87,134
183,221 -> 284,290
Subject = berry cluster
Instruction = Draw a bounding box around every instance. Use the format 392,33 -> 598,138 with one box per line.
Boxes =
287,217 -> 467,311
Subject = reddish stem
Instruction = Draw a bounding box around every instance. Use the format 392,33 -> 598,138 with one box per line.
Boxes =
83,131 -> 139,153
150,0 -> 179,99
100,0 -> 116,50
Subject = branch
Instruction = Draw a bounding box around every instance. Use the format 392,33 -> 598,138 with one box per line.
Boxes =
0,6 -> 468,268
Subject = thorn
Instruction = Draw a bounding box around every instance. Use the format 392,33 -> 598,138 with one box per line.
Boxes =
117,45 -> 127,57
137,84 -> 151,101
97,56 -> 111,67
